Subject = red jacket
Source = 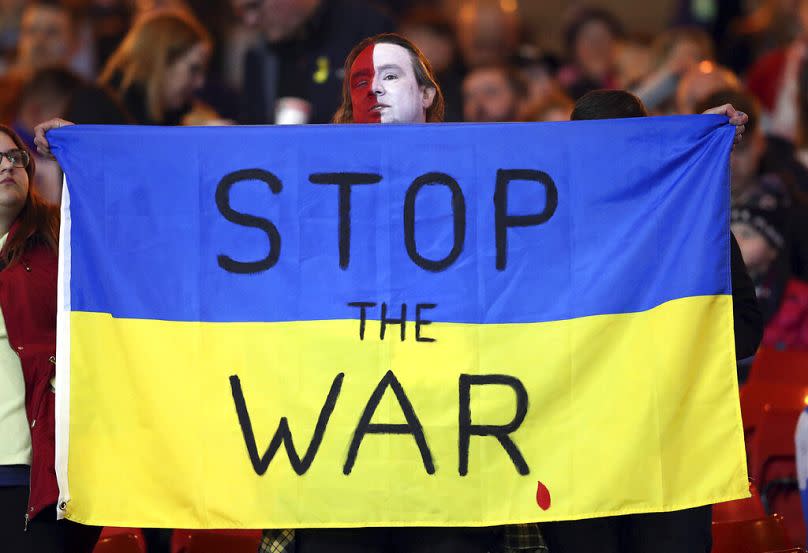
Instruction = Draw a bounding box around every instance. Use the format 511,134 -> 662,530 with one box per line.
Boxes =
762,278 -> 808,350
0,235 -> 58,522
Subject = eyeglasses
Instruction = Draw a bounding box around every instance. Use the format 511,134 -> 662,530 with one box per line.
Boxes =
0,149 -> 29,169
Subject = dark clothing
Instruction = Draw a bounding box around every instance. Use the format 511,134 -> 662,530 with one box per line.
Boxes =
437,63 -> 465,123
241,0 -> 393,124
731,232 -> 765,359
64,83 -> 132,125
542,505 -> 712,553
0,486 -> 31,552
295,527 -> 501,553
104,74 -> 191,126
26,504 -> 102,553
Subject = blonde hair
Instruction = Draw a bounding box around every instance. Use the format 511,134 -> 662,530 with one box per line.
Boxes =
99,9 -> 210,123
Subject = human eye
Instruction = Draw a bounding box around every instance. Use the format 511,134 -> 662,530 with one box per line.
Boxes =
7,149 -> 27,166
383,73 -> 398,80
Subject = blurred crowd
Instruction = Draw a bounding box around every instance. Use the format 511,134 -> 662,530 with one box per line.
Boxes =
1,0 -> 807,354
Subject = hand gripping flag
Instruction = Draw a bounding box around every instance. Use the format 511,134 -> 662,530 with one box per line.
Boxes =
50,116 -> 746,528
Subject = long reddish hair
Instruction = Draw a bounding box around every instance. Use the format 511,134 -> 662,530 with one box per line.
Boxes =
0,125 -> 59,268
333,33 -> 445,124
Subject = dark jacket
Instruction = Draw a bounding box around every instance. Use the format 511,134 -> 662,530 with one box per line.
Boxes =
0,228 -> 59,522
731,232 -> 765,359
241,0 -> 393,124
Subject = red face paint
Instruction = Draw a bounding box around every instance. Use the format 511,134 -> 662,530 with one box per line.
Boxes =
350,44 -> 380,123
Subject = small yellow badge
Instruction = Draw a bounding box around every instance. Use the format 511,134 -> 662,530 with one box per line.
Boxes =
313,56 -> 329,84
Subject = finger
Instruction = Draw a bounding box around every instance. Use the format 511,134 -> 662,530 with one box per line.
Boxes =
729,111 -> 748,126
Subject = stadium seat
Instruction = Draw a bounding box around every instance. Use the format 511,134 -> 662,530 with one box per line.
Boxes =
173,530 -> 262,553
713,481 -> 767,522
748,349 -> 808,385
746,407 -> 806,547
711,514 -> 792,553
93,531 -> 146,553
740,383 -> 808,438
749,407 -> 800,487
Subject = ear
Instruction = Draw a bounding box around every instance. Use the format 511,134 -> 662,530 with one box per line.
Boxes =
422,86 -> 436,109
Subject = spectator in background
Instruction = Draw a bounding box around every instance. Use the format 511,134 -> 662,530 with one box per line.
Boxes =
614,33 -> 653,90
698,89 -> 771,204
698,87 -> 808,282
454,0 -> 521,69
558,6 -> 623,99
765,37 -> 808,209
633,26 -> 714,113
0,0 -> 25,73
13,1 -> 79,76
11,67 -> 82,204
84,0 -> 134,71
0,1 -> 95,201
745,0 -> 808,120
521,90 -> 573,122
98,9 -> 218,126
675,61 -> 740,114
233,0 -> 393,124
722,0 -> 806,75
732,196 -> 808,351
671,0 -> 743,48
515,52 -> 564,113
462,64 -> 526,122
399,7 -> 464,121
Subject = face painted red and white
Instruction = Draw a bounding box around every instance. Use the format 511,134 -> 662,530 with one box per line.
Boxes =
349,42 -> 435,124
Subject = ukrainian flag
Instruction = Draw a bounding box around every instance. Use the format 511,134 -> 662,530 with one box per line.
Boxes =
50,116 -> 745,529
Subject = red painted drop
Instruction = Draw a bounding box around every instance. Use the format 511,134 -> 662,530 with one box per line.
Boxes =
536,481 -> 551,510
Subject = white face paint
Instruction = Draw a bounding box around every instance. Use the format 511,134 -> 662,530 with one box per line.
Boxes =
369,43 -> 428,124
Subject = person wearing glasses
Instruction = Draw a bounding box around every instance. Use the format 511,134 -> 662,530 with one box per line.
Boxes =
0,126 -> 99,553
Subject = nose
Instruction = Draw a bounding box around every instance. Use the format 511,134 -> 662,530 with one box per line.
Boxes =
371,74 -> 384,96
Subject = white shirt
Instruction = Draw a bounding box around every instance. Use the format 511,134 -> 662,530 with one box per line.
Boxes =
0,232 -> 32,466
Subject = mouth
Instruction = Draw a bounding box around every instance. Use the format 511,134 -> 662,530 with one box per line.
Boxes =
370,104 -> 389,112
0,178 -> 15,186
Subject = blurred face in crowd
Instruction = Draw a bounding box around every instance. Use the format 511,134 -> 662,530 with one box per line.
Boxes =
732,222 -> 777,275
162,42 -> 210,111
462,67 -> 521,122
232,0 -> 319,43
615,39 -> 652,88
574,19 -> 617,81
399,25 -> 454,74
0,132 -> 29,220
349,42 -> 435,124
456,2 -> 519,68
17,4 -> 74,70
521,63 -> 558,108
675,63 -> 740,114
